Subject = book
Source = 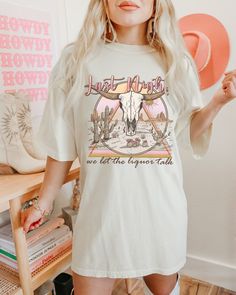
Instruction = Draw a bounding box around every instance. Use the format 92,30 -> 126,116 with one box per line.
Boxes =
29,231 -> 72,263
0,224 -> 69,255
0,216 -> 65,248
30,239 -> 72,273
0,226 -> 72,261
0,223 -> 70,255
0,239 -> 72,273
29,224 -> 71,256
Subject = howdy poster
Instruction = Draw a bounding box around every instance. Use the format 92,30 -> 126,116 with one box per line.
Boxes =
0,2 -> 57,122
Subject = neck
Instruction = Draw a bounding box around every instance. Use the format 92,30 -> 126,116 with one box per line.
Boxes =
113,22 -> 148,45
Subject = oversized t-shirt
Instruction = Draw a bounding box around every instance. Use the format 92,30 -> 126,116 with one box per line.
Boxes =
37,39 -> 213,278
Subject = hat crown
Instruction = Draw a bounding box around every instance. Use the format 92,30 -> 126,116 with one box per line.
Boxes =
183,30 -> 211,72
179,13 -> 230,89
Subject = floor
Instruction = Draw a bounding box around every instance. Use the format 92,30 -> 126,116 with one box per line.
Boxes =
111,275 -> 236,295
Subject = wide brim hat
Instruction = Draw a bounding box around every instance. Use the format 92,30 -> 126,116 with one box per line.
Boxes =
179,13 -> 230,90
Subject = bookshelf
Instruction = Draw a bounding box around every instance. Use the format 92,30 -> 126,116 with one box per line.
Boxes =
0,159 -> 80,295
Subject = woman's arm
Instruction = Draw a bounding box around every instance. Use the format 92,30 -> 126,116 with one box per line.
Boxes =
37,156 -> 73,210
190,70 -> 236,143
21,156 -> 73,233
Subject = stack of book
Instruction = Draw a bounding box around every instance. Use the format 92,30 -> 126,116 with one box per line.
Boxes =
0,217 -> 72,274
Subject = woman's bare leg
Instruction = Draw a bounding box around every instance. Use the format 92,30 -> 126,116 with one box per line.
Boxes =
72,271 -> 116,295
143,272 -> 178,295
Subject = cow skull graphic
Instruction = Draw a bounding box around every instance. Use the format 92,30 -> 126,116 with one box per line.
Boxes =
87,85 -> 165,136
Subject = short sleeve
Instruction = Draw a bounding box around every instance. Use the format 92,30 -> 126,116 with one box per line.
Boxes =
174,56 -> 213,160
36,55 -> 77,162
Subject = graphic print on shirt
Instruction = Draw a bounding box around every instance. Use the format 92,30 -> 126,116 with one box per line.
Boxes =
85,74 -> 174,161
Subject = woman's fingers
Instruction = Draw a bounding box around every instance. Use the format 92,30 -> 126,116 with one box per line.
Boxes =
224,70 -> 236,76
223,75 -> 236,84
223,74 -> 236,92
222,73 -> 235,83
21,199 -> 52,234
222,81 -> 232,93
223,70 -> 236,80
29,218 -> 43,230
223,81 -> 236,98
23,215 -> 34,233
222,81 -> 231,89
22,208 -> 43,233
38,216 -> 45,226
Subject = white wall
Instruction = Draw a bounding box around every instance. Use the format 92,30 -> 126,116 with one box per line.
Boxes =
65,0 -> 236,290
171,0 -> 236,290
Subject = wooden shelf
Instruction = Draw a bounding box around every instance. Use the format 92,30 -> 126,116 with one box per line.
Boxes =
0,159 -> 80,212
0,246 -> 72,294
0,231 -> 72,294
0,159 -> 80,294
32,246 -> 72,290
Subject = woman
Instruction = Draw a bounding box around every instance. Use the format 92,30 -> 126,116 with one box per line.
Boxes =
21,0 -> 236,294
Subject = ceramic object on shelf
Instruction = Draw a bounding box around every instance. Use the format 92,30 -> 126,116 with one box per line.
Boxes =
0,92 -> 46,174
14,91 -> 47,160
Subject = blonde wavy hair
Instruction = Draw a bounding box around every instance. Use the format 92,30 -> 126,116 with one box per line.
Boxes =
49,0 -> 200,118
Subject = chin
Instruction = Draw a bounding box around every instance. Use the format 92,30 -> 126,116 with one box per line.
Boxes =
117,21 -> 140,27
113,16 -> 143,27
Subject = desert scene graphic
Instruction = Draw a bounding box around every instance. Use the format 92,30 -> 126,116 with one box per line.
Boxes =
85,75 -> 173,159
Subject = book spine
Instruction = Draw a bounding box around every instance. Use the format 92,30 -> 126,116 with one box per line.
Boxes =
0,224 -> 13,241
0,238 -> 14,249
0,248 -> 16,260
27,218 -> 65,246
30,239 -> 72,272
29,231 -> 72,263
0,254 -> 17,269
0,230 -> 72,262
0,225 -> 70,257
0,217 -> 65,248
0,240 -> 72,274
28,226 -> 70,256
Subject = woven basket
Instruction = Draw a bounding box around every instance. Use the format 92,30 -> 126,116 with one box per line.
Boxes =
0,245 -> 72,294
0,263 -> 21,294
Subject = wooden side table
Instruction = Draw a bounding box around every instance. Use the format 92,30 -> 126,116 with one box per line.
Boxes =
0,159 -> 80,295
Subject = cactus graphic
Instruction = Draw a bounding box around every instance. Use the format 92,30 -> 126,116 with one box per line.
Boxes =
90,110 -> 102,143
100,105 -> 118,141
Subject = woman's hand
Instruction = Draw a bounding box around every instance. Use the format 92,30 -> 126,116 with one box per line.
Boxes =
20,156 -> 73,234
212,70 -> 236,106
21,198 -> 53,234
190,70 -> 236,143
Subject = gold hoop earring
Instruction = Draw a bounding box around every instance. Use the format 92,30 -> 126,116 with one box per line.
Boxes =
147,17 -> 162,48
104,18 -> 113,42
147,17 -> 155,39
107,19 -> 112,34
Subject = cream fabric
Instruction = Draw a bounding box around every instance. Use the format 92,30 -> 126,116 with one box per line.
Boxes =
37,40 -> 213,278
174,57 -> 213,160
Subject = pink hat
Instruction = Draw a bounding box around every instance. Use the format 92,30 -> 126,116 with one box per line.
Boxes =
179,14 -> 230,90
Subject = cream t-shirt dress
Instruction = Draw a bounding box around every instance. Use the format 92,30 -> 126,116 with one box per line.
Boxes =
37,39 -> 213,278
